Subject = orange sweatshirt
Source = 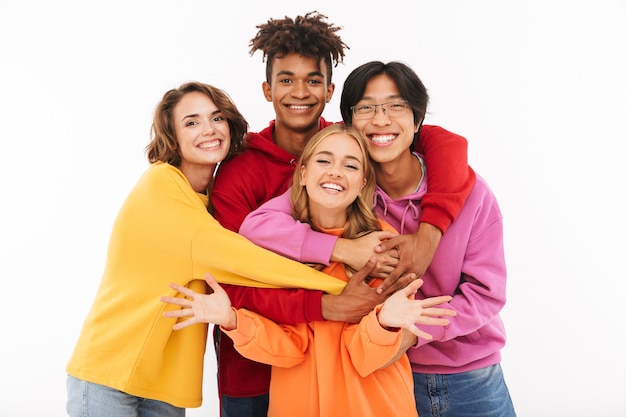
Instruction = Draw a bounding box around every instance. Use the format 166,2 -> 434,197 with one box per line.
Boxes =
223,226 -> 418,417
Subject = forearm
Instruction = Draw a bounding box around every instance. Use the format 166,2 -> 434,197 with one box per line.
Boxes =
380,330 -> 417,368
224,284 -> 324,324
413,222 -> 442,269
321,293 -> 374,322
223,308 -> 306,368
347,309 -> 405,376
329,238 -> 351,264
240,189 -> 337,264
417,125 -> 476,233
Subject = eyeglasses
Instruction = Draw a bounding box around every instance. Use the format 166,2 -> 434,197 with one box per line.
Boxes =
350,100 -> 410,119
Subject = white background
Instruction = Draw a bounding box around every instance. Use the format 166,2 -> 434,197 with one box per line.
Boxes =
1,1 -> 624,416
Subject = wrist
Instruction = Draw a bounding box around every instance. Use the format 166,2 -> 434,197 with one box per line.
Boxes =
221,307 -> 238,331
329,238 -> 350,264
321,294 -> 342,321
375,304 -> 399,332
418,222 -> 443,242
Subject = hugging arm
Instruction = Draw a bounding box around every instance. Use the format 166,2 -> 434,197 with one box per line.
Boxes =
240,190 -> 408,293
375,125 -> 477,290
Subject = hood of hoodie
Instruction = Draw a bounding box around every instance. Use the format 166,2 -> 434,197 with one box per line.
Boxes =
245,118 -> 336,167
373,152 -> 427,235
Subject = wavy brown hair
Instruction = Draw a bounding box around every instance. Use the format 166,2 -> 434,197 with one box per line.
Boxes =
249,11 -> 349,84
145,82 -> 248,167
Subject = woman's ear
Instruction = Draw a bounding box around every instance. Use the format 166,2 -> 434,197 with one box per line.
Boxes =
300,164 -> 307,185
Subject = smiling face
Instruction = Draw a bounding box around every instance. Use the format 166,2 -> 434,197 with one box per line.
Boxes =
263,53 -> 335,136
300,132 -> 367,229
350,74 -> 419,165
173,91 -> 231,186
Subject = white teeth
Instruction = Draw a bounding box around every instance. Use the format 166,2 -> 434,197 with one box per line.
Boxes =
321,183 -> 343,191
289,105 -> 310,110
371,134 -> 396,144
198,140 -> 220,149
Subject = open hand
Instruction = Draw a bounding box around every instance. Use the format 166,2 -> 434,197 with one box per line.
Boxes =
377,278 -> 456,340
160,272 -> 237,330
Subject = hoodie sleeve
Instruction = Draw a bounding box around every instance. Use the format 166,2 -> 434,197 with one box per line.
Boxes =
223,283 -> 324,323
224,308 -> 309,368
239,189 -> 338,265
415,125 -> 476,234
343,308 -> 404,377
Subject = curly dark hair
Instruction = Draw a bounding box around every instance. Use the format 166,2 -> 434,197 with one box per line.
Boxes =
249,11 -> 349,83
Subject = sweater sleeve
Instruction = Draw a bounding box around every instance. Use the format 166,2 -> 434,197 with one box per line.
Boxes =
343,308 -> 404,377
223,308 -> 309,368
415,125 -> 476,234
189,214 -> 345,294
223,284 -> 324,323
239,189 -> 338,265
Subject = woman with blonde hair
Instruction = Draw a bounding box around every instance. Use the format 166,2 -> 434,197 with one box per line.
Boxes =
162,123 -> 455,417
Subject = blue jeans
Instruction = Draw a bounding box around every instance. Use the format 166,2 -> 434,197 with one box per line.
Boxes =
412,364 -> 516,417
221,394 -> 269,417
66,375 -> 185,417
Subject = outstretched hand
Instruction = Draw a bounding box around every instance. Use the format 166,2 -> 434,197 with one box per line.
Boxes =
160,273 -> 237,330
377,278 -> 456,340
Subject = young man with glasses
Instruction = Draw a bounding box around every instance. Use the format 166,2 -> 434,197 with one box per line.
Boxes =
211,12 -> 476,417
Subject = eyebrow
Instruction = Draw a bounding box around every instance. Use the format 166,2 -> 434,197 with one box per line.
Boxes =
180,109 -> 221,122
276,69 -> 325,78
358,94 -> 404,102
314,150 -> 362,164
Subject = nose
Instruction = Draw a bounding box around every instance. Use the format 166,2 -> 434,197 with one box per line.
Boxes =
328,162 -> 342,178
202,123 -> 215,135
291,81 -> 310,99
371,106 -> 391,125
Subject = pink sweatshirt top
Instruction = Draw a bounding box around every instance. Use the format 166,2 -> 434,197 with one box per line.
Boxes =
240,155 -> 508,374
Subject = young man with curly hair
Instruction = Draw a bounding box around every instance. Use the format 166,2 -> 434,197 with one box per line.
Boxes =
211,11 -> 475,417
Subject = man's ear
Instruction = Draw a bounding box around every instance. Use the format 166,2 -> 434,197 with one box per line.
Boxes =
262,81 -> 272,102
325,82 -> 336,103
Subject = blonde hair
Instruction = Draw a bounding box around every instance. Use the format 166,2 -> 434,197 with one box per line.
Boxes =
291,123 -> 380,245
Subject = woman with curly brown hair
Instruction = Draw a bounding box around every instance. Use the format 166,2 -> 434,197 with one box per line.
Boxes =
65,82 -> 349,417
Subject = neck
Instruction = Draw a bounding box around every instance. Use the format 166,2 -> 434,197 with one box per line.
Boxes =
309,203 -> 347,230
273,121 -> 320,157
374,152 -> 423,199
179,163 -> 216,193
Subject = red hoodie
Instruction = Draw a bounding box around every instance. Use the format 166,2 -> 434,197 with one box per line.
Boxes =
211,118 -> 475,398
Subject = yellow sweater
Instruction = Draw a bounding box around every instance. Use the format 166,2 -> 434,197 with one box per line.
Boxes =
66,162 -> 345,408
